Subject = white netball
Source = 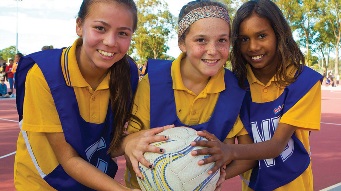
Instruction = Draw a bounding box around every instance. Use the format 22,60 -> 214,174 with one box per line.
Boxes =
137,126 -> 220,191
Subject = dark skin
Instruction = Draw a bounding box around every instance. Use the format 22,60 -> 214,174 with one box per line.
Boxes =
191,123 -> 296,174
211,134 -> 257,191
192,13 -> 298,176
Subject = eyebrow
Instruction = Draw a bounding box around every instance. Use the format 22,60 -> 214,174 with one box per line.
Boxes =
95,21 -> 133,31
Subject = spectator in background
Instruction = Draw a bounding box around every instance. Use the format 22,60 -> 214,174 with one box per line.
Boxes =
5,59 -> 14,96
1,62 -> 7,81
12,53 -> 24,95
12,53 -> 24,74
0,63 -> 6,80
0,78 -> 10,98
41,45 -> 54,50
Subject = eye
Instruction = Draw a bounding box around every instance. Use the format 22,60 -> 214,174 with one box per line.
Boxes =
196,38 -> 205,43
239,36 -> 249,43
95,26 -> 105,32
259,33 -> 266,39
219,38 -> 229,43
119,31 -> 127,36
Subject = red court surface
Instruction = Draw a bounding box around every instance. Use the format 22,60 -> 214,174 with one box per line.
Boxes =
1,87 -> 341,191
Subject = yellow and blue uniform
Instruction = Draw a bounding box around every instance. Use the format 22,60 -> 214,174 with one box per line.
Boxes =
14,39 -> 138,190
240,64 -> 322,191
125,53 -> 248,188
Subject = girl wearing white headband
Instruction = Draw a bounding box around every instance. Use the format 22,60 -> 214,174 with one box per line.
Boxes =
121,0 -> 255,190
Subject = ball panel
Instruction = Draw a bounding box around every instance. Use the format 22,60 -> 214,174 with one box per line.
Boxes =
137,127 -> 220,191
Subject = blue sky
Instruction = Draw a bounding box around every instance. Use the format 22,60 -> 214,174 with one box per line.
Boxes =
0,0 -> 191,58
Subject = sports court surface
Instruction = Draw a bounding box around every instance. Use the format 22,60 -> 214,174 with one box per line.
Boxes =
1,86 -> 341,191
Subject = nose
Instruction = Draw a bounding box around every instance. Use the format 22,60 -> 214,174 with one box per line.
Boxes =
103,34 -> 117,47
207,42 -> 218,55
248,39 -> 260,52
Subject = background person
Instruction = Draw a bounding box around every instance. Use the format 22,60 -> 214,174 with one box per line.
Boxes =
41,45 -> 54,50
0,78 -> 10,98
5,59 -> 14,96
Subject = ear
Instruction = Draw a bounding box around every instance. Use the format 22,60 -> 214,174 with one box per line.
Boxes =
178,40 -> 186,53
76,18 -> 83,37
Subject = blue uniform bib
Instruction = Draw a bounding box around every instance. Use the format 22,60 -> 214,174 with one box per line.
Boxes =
148,59 -> 245,141
240,66 -> 322,191
16,48 -> 138,190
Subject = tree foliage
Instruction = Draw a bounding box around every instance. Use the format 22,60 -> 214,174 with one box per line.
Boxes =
323,0 -> 341,75
274,0 -> 320,66
0,46 -> 16,61
130,0 -> 175,64
1,0 -> 340,74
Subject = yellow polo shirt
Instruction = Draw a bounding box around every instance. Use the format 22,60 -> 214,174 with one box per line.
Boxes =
242,64 -> 321,191
125,53 -> 247,188
14,38 -> 110,191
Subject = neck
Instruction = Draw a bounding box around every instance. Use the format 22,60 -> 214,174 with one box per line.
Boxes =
180,60 -> 210,95
76,47 -> 108,90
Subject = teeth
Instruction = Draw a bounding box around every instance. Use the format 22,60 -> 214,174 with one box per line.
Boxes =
251,55 -> 263,60
98,50 -> 114,57
203,59 -> 219,63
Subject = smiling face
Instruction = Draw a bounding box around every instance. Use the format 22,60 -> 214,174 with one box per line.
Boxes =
76,1 -> 134,72
238,13 -> 279,78
179,17 -> 230,79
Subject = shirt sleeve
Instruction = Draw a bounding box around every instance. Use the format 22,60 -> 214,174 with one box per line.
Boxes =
127,75 -> 151,134
226,115 -> 248,139
280,81 -> 321,131
22,64 -> 63,132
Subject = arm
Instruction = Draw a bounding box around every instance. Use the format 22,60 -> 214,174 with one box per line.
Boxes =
194,123 -> 296,163
214,135 -> 257,191
192,130 -> 260,175
223,134 -> 257,179
46,132 -> 139,191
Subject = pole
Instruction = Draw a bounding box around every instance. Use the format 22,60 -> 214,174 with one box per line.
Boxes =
16,0 -> 22,54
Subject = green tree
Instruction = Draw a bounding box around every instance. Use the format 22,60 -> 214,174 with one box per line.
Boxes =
275,0 -> 320,66
130,0 -> 175,64
313,1 -> 335,73
217,0 -> 240,18
0,46 -> 16,61
323,0 -> 341,76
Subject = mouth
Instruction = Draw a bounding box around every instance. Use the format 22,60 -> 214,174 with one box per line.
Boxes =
251,54 -> 264,61
202,59 -> 220,65
98,49 -> 115,57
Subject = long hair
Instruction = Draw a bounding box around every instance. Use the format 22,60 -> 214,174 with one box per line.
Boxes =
108,55 -> 141,152
231,0 -> 305,88
78,0 -> 140,151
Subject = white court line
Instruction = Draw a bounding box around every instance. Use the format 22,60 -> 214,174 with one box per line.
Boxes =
321,122 -> 341,126
320,182 -> 341,191
0,118 -> 18,123
0,151 -> 16,159
322,97 -> 341,100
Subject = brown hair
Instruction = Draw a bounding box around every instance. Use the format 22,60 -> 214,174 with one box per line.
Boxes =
231,0 -> 304,88
77,0 -> 140,152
